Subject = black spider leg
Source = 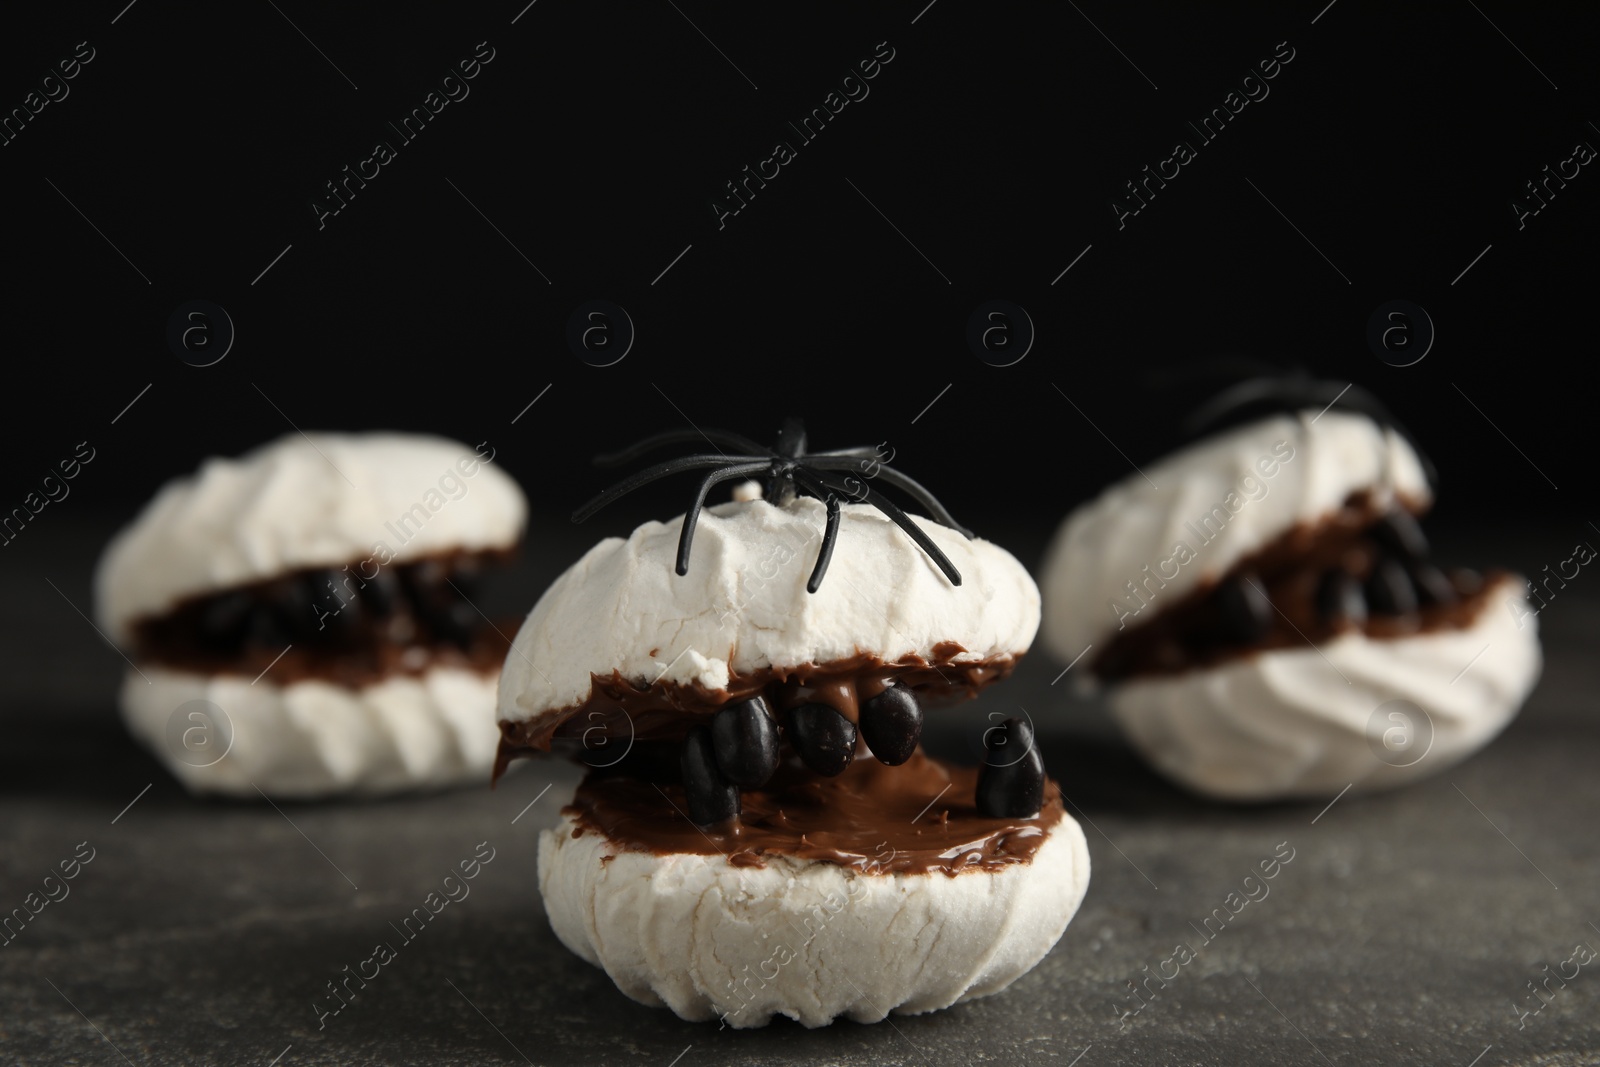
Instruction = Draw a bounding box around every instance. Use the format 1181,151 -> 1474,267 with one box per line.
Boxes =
809,470 -> 963,587
572,454 -> 744,523
1179,372 -> 1317,439
1184,376 -> 1439,490
790,469 -> 842,593
803,458 -> 971,537
593,428 -> 770,468
804,446 -> 884,459
675,461 -> 774,575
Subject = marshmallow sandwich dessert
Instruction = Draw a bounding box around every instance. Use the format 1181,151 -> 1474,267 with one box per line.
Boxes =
1040,380 -> 1541,801
96,432 -> 526,798
498,420 -> 1090,1029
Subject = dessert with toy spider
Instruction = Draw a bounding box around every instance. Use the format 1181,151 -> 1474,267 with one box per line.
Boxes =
1039,376 -> 1542,800
497,418 -> 1089,1028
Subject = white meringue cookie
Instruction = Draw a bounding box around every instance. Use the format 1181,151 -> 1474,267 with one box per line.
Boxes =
120,664 -> 503,797
497,496 -> 1039,728
537,807 -> 1090,1028
96,432 -> 526,797
511,494 -> 1070,1025
1108,574 -> 1541,800
1040,410 -> 1430,670
1040,408 -> 1541,800
96,432 -> 525,643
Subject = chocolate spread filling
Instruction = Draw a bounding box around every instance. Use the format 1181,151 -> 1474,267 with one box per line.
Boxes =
565,747 -> 1063,876
494,644 -> 1020,779
1093,492 -> 1501,680
130,548 -> 517,687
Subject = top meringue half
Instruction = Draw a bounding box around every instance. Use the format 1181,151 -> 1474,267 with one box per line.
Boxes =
1040,409 -> 1430,678
496,496 -> 1039,732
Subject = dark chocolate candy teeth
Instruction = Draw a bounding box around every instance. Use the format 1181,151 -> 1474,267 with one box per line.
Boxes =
709,696 -> 781,787
94,432 -> 528,798
1090,496 -> 1500,680
784,702 -> 859,778
975,717 -> 1046,820
679,725 -> 740,825
502,419 -> 1088,1028
130,550 -> 516,688
857,682 -> 922,766
1042,392 -> 1542,801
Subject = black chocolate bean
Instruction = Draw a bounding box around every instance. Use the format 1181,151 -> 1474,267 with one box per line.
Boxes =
403,559 -> 472,614
785,703 -> 857,777
858,685 -> 922,766
308,570 -> 362,636
681,726 -> 740,825
1410,562 -> 1457,607
975,716 -> 1045,818
1365,557 -> 1419,616
403,559 -> 450,594
450,557 -> 483,601
196,591 -> 254,649
710,696 -> 781,787
402,562 -> 478,647
426,601 -> 479,649
1214,571 -> 1273,644
242,600 -> 285,646
356,567 -> 404,615
266,577 -> 322,641
1314,568 -> 1367,627
1372,509 -> 1429,560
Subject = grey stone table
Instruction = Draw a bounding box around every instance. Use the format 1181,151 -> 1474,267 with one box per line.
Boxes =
3,518 -> 1596,1066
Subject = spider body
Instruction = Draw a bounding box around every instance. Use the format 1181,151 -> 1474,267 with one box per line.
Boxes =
572,417 -> 970,592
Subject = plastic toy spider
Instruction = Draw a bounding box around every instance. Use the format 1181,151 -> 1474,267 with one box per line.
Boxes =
572,417 -> 971,592
1181,371 -> 1439,489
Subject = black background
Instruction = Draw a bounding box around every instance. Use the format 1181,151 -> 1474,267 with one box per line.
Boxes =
2,4 -> 1598,1065
0,1 -> 1591,537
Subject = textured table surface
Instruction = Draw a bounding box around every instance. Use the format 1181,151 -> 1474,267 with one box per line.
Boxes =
2,519 -> 1596,1066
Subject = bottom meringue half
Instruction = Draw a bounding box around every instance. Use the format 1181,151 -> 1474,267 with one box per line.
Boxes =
537,806 -> 1090,1028
1109,575 -> 1542,800
119,665 -> 502,798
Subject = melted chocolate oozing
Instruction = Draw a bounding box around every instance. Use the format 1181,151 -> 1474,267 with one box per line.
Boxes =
1093,493 -> 1501,680
130,549 -> 517,686
568,746 -> 1062,877
500,644 -> 1048,872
